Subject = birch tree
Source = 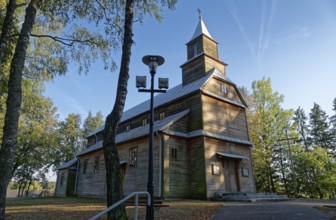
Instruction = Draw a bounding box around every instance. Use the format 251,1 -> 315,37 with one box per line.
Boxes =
0,1 -> 111,218
101,1 -> 176,219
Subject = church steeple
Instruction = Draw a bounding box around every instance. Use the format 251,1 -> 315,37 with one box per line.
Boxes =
190,16 -> 213,41
181,15 -> 227,86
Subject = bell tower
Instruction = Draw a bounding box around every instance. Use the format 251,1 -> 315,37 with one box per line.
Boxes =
181,16 -> 227,86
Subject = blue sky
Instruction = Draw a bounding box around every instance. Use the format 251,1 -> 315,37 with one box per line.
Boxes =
44,0 -> 336,122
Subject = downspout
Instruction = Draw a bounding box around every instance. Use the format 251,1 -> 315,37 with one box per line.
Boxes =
155,131 -> 163,198
73,157 -> 80,196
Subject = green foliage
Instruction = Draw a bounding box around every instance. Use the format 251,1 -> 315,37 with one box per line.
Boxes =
293,107 -> 309,150
55,113 -> 83,166
246,78 -> 336,198
294,146 -> 336,199
330,98 -> 336,154
83,111 -> 104,137
12,78 -> 60,192
309,103 -> 331,149
248,77 -> 294,193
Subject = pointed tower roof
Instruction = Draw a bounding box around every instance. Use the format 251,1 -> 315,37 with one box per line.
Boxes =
190,16 -> 213,41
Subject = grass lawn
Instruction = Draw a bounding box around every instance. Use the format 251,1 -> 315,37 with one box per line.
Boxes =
5,197 -> 222,220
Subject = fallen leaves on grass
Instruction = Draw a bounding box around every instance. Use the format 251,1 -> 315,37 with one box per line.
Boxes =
6,197 -> 222,220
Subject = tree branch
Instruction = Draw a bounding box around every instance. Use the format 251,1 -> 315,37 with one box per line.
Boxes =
94,0 -> 123,33
30,34 -> 97,46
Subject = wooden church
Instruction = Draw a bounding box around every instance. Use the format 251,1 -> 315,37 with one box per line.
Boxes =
55,17 -> 256,199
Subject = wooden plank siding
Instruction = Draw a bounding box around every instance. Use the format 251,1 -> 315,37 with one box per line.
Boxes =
187,137 -> 207,199
202,77 -> 243,105
76,136 -> 163,198
118,138 -> 162,197
117,93 -> 202,134
202,94 -> 248,140
76,151 -> 107,197
55,169 -> 68,197
153,93 -> 202,132
202,36 -> 218,58
162,135 -> 190,198
182,57 -> 207,86
204,55 -> 226,74
203,137 -> 255,197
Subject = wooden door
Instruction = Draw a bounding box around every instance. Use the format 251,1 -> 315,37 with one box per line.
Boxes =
223,158 -> 239,192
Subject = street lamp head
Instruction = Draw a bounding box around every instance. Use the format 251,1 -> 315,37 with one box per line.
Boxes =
158,78 -> 169,89
136,76 -> 147,88
142,55 -> 165,72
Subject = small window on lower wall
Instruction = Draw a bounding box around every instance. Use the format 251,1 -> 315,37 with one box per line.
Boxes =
241,167 -> 249,177
60,173 -> 64,186
129,147 -> 138,167
171,148 -> 177,159
212,164 -> 221,175
83,159 -> 89,174
159,112 -> 165,120
93,156 -> 99,173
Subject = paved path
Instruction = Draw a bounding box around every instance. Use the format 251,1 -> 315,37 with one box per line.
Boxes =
210,199 -> 336,220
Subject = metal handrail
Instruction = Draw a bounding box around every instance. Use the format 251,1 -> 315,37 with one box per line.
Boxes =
89,191 -> 151,220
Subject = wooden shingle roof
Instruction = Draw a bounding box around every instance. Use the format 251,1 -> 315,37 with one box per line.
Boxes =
56,158 -> 78,170
86,68 -> 227,138
78,109 -> 190,156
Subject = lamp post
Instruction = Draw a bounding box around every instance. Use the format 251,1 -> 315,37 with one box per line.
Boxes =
136,55 -> 168,220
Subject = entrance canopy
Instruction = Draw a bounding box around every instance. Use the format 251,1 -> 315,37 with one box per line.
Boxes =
216,152 -> 248,160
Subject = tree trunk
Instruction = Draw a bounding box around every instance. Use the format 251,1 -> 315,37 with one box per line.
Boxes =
0,1 -> 39,219
17,180 -> 22,198
25,178 -> 33,197
103,0 -> 134,219
20,180 -> 27,198
0,0 -> 17,63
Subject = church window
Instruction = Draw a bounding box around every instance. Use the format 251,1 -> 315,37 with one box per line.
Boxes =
83,159 -> 89,174
93,156 -> 99,173
160,112 -> 165,120
142,118 -> 148,126
129,147 -> 138,167
193,43 -> 198,57
221,84 -> 227,94
212,164 -> 221,175
242,168 -> 249,177
171,148 -> 178,159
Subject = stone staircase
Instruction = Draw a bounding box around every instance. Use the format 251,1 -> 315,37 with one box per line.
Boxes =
213,192 -> 288,202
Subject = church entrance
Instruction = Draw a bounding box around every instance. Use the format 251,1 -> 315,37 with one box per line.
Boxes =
223,158 -> 240,192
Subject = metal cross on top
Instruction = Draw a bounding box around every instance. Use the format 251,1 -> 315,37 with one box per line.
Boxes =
197,8 -> 202,19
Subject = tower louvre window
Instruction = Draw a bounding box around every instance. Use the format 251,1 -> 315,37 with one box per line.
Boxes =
193,44 -> 198,57
221,84 -> 227,94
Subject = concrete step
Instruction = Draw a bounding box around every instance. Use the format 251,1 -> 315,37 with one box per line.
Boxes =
213,192 -> 288,202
